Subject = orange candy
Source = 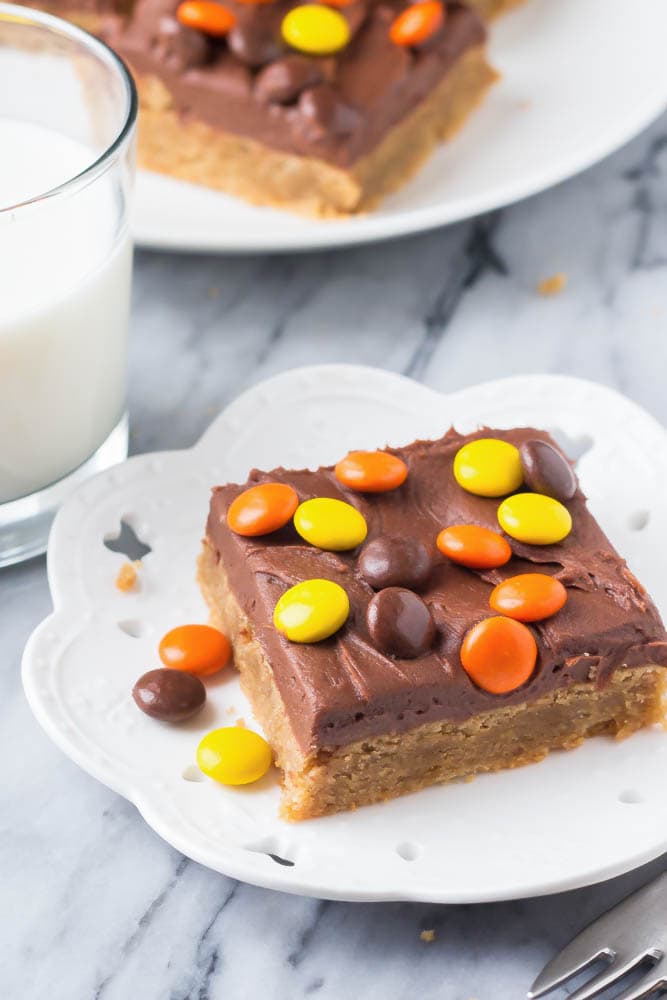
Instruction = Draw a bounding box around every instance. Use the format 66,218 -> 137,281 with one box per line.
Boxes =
490,573 -> 567,623
176,0 -> 235,35
159,624 -> 231,677
436,524 -> 512,570
390,0 -> 445,47
460,616 -> 537,694
335,450 -> 408,493
227,482 -> 299,537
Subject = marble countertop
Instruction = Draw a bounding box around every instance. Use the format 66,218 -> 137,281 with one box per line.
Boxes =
3,111 -> 667,1000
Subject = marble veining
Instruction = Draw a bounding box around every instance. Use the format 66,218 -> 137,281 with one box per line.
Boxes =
2,110 -> 667,1000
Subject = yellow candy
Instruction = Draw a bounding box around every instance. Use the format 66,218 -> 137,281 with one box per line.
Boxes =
294,497 -> 367,551
274,578 -> 349,643
281,4 -> 350,55
498,492 -> 572,545
196,727 -> 272,785
454,438 -> 523,498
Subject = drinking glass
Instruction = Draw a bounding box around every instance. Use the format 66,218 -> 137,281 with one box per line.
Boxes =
0,3 -> 137,566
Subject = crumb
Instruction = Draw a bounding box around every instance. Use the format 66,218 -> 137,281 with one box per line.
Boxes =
463,773 -> 476,783
538,272 -> 567,296
420,929 -> 436,943
207,286 -> 220,299
235,717 -> 246,728
115,560 -> 141,592
225,705 -> 237,716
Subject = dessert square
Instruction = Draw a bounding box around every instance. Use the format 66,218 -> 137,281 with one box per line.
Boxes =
198,427 -> 667,820
105,0 -> 497,216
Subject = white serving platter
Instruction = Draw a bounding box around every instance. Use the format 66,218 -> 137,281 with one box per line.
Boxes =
133,0 -> 667,252
22,366 -> 667,902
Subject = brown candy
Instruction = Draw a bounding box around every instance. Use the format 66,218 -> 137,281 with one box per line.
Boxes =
366,587 -> 436,659
228,20 -> 283,68
343,2 -> 368,39
296,84 -> 360,142
132,668 -> 206,722
358,535 -> 432,590
255,55 -> 324,105
520,439 -> 577,502
150,15 -> 211,71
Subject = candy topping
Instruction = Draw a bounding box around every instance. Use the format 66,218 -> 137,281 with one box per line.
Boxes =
274,578 -> 350,642
176,0 -> 236,36
159,624 -> 231,676
132,668 -> 206,722
497,493 -> 572,545
227,482 -> 299,537
358,535 -> 432,590
460,616 -> 537,694
453,438 -> 523,498
255,55 -> 324,104
436,524 -> 512,570
519,439 -> 577,502
390,0 -> 445,47
490,573 -> 567,622
335,450 -> 408,493
281,4 -> 351,55
366,587 -> 436,658
196,727 -> 272,785
294,496 -> 367,550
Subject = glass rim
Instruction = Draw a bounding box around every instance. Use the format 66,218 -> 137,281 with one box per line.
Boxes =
0,1 -> 138,215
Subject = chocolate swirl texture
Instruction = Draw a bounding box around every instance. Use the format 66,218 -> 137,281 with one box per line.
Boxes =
206,427 -> 667,753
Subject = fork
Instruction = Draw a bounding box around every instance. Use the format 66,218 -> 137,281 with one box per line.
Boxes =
528,871 -> 667,1000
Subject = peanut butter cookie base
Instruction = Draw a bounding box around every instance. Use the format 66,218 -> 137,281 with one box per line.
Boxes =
22,4 -> 106,34
198,541 -> 667,821
134,46 -> 497,217
469,0 -> 527,18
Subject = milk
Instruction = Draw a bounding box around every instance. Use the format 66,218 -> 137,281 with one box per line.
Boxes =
0,119 -> 132,503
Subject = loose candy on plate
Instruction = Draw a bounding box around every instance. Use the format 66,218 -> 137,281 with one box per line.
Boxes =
197,727 -> 272,785
498,493 -> 572,545
335,450 -> 408,493
390,0 -> 445,47
520,439 -> 577,502
366,587 -> 436,658
460,616 -> 537,694
132,668 -> 206,722
490,573 -> 567,622
453,438 -> 523,498
176,0 -> 236,35
294,496 -> 367,550
159,623 -> 231,676
227,482 -> 299,537
274,578 -> 350,642
436,524 -> 512,570
281,4 -> 351,55
358,534 -> 432,589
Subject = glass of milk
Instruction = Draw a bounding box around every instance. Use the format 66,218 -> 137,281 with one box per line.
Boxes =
0,3 -> 137,566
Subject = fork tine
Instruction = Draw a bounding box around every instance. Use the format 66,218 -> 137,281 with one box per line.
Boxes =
611,972 -> 667,1000
529,872 -> 667,999
565,953 -> 653,1000
528,946 -> 613,998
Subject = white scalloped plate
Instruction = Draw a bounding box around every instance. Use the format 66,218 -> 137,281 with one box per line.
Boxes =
22,367 -> 667,902
133,0 -> 667,252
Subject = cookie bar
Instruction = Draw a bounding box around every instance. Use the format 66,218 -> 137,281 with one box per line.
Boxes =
106,0 -> 497,216
198,428 -> 667,820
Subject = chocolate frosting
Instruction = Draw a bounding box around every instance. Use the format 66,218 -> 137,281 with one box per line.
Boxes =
105,1 -> 486,166
206,427 -> 667,754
